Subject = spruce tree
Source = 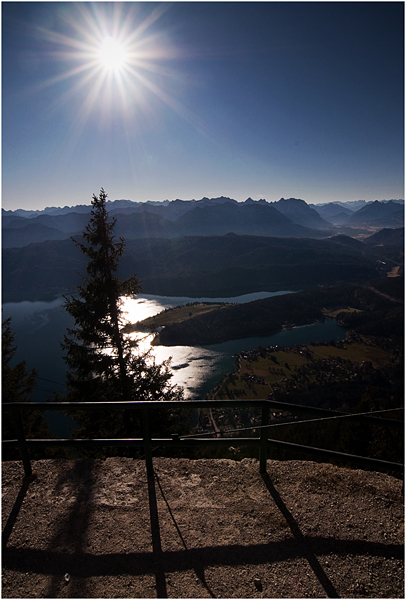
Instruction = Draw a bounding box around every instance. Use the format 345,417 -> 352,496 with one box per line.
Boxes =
61,189 -> 185,446
2,317 -> 50,459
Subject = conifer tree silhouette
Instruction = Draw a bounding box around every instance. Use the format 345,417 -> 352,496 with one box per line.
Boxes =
62,189 -> 184,446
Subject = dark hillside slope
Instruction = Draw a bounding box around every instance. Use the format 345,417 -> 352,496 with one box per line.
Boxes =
158,291 -> 326,345
2,239 -> 86,300
120,235 -> 380,297
2,215 -> 36,228
364,228 -> 404,246
23,211 -> 91,233
362,229 -> 404,274
337,278 -> 404,340
325,235 -> 365,251
2,223 -> 71,248
158,278 -> 404,346
372,274 -> 404,300
114,211 -> 180,239
3,234 -> 383,302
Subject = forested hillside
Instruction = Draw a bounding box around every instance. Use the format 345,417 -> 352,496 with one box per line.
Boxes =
3,233 -> 397,302
156,278 -> 404,346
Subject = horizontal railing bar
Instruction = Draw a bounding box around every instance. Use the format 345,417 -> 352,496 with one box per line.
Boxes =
3,436 -> 403,473
3,400 -> 403,428
3,400 -> 265,410
266,438 -> 404,474
3,438 -> 145,448
2,437 -> 260,449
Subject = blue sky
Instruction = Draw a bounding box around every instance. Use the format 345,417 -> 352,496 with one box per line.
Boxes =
2,1 -> 404,211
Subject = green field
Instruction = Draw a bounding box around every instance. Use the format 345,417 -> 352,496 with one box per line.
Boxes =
209,341 -> 392,400
322,307 -> 362,318
122,302 -> 228,333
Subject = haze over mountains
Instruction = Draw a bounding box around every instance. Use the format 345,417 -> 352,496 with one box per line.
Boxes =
2,197 -> 404,249
2,195 -> 404,303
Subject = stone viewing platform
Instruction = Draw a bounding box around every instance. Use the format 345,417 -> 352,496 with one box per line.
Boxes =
2,457 -> 404,598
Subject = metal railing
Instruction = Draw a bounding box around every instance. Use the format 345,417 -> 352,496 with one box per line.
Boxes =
3,399 -> 404,479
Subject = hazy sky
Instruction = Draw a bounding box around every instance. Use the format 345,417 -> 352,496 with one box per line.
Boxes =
2,1 -> 404,211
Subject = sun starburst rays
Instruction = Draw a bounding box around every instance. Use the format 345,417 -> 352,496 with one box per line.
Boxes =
20,3 -> 213,175
33,4 -> 185,129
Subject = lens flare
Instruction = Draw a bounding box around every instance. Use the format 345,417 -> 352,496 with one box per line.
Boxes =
30,4 -> 183,121
24,3 -> 203,162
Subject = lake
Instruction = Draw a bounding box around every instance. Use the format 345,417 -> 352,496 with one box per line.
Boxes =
3,291 -> 346,433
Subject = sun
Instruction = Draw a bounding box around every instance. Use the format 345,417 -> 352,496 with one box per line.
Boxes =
97,37 -> 127,71
29,3 -> 193,138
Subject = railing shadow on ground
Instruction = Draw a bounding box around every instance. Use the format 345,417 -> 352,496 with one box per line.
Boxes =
152,471 -> 217,598
2,474 -> 35,550
2,399 -> 403,597
42,459 -> 100,598
261,472 -> 339,598
147,473 -> 168,598
3,534 -> 403,578
2,460 -> 100,598
2,461 -> 403,598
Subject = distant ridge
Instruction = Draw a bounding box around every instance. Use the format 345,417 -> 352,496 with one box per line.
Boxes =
272,198 -> 330,229
3,196 -> 403,218
2,197 -> 404,249
311,202 -> 354,219
2,197 -> 325,248
1,223 -> 71,248
174,201 -> 317,237
346,200 -> 404,225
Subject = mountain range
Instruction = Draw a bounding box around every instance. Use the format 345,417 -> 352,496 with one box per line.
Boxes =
2,197 -> 403,249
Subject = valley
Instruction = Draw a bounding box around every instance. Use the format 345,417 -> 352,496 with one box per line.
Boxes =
208,338 -> 393,403
195,331 -> 403,469
122,273 -> 404,469
2,195 -> 403,469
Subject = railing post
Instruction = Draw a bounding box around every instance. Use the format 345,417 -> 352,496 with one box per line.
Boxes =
141,407 -> 154,476
260,403 -> 269,474
13,408 -> 32,477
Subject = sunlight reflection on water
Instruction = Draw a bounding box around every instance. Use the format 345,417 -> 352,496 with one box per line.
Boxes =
120,291 -> 346,399
121,296 -> 231,398
3,291 -> 345,403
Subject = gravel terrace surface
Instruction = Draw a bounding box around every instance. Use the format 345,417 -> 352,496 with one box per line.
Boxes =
2,457 -> 404,598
